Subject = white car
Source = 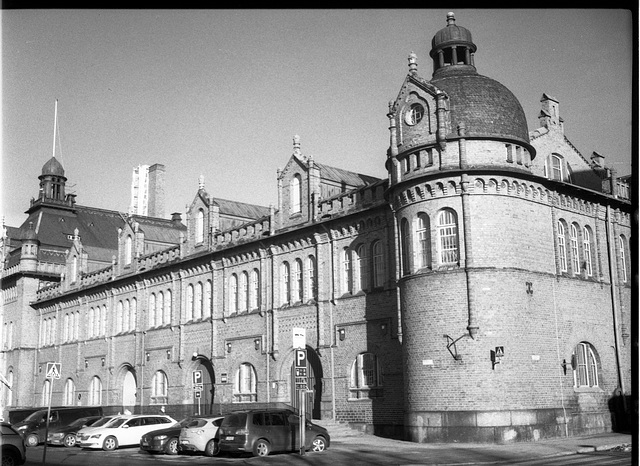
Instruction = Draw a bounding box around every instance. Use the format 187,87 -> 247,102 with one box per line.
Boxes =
78,414 -> 176,451
75,416 -> 119,445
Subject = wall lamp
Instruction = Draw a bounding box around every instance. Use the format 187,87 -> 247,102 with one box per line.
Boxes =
84,359 -> 89,368
146,352 -> 150,362
192,352 -> 198,361
526,281 -> 533,295
254,338 -> 261,351
226,342 -> 232,353
166,350 -> 171,360
338,328 -> 346,341
380,323 -> 388,335
101,357 -> 105,367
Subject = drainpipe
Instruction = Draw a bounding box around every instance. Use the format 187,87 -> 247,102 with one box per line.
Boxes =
320,224 -> 337,421
605,205 -> 627,413
458,123 -> 478,338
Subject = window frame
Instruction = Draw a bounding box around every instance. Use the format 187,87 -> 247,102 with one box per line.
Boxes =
573,342 -> 599,388
557,221 -> 568,273
234,363 -> 257,402
437,209 -> 459,266
349,352 -> 383,399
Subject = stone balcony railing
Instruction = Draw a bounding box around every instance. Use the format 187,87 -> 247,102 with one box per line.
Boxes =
317,181 -> 387,219
212,217 -> 272,249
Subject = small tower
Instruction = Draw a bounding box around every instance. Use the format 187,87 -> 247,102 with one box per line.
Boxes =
38,157 -> 66,202
20,222 -> 39,272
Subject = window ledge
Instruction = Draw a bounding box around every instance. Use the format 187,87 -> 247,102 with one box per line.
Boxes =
574,386 -> 602,392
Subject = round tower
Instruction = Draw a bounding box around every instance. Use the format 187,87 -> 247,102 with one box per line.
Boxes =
38,156 -> 66,202
20,222 -> 39,272
388,13 -> 568,443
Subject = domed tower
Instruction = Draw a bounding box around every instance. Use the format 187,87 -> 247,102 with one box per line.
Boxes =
19,222 -> 39,272
388,13 -> 564,443
38,156 -> 67,202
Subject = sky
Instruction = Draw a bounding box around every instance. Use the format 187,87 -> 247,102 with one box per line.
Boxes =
1,9 -> 634,229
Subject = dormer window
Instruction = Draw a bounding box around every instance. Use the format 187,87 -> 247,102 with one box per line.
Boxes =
405,103 -> 424,126
290,175 -> 301,214
544,154 -> 566,181
195,209 -> 204,244
125,235 -> 132,265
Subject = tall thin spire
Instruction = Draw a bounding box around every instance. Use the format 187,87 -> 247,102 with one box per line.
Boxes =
52,99 -> 58,159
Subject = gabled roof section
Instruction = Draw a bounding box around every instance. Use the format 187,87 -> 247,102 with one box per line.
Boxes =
389,73 -> 441,114
130,214 -> 186,244
314,162 -> 381,187
211,198 -> 270,220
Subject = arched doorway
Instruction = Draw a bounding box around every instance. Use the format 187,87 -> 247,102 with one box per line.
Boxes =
192,356 -> 215,415
290,346 -> 323,419
122,368 -> 137,412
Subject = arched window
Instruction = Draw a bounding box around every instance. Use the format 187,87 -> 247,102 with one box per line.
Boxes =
130,299 -> 137,331
5,370 -> 13,406
101,305 -> 107,336
238,273 -> 248,312
116,301 -> 123,334
281,262 -> 291,305
290,175 -> 301,214
63,313 -> 69,342
125,235 -> 133,265
203,280 -> 212,317
75,311 -> 80,340
306,256 -> 317,300
195,209 -> 205,244
155,292 -> 164,326
437,209 -> 459,265
416,213 -> 431,269
349,353 -> 382,399
570,224 -> 580,275
164,289 -> 172,325
89,376 -> 102,406
8,322 -> 13,349
88,307 -> 94,338
249,270 -> 260,310
341,248 -> 352,294
583,227 -> 593,277
557,221 -> 568,272
355,245 -> 368,292
123,299 -> 130,332
619,235 -> 628,283
573,342 -> 599,388
545,154 -> 564,181
234,363 -> 257,402
187,284 -> 194,319
229,275 -> 238,314
293,259 -> 303,303
400,218 -> 410,275
372,241 -> 385,288
71,256 -> 78,283
63,378 -> 75,406
149,293 -> 156,328
151,371 -> 168,405
195,282 -> 203,319
42,380 -> 51,406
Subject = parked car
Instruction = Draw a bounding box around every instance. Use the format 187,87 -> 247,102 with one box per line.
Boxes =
1,422 -> 26,466
46,416 -> 102,447
218,409 -> 329,457
13,406 -> 103,447
75,415 -> 119,445
179,415 -> 224,456
78,414 -> 176,451
139,417 -> 193,455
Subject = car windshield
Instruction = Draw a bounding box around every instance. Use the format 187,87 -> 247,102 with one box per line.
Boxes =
68,418 -> 89,428
176,418 -> 193,428
107,418 -> 127,428
186,419 -> 207,428
22,411 -> 45,423
91,417 -> 114,427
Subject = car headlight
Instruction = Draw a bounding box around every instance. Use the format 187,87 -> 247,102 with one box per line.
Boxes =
90,434 -> 102,439
155,435 -> 168,440
17,426 -> 27,431
51,433 -> 64,438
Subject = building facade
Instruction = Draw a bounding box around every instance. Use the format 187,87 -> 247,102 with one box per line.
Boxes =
0,13 -> 632,443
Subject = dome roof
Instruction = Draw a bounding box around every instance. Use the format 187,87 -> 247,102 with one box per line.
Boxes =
41,157 -> 65,177
430,67 -> 531,147
431,12 -> 474,50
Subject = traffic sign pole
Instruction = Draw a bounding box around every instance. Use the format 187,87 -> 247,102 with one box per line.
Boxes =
42,362 -> 60,466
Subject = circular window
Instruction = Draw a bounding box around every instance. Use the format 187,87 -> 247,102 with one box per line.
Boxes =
405,103 -> 424,126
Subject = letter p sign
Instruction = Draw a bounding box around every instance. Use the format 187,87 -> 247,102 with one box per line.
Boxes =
295,349 -> 307,368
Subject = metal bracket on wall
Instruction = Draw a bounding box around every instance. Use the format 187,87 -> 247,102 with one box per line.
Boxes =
443,334 -> 464,360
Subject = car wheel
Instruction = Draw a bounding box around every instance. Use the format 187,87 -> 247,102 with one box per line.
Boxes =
164,437 -> 178,455
311,435 -> 327,452
102,436 -> 118,451
204,439 -> 219,457
63,434 -> 76,447
1,450 -> 19,466
25,434 -> 39,447
252,439 -> 271,457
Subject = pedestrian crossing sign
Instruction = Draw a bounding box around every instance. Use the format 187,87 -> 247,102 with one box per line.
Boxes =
495,346 -> 504,358
46,362 -> 61,379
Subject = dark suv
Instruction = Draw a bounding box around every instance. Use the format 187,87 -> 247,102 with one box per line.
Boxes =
1,422 -> 27,465
218,409 -> 329,457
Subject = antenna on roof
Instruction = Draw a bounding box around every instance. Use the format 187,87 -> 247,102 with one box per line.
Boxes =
52,99 -> 58,158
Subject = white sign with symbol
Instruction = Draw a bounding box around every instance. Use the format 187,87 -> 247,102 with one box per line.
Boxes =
192,370 -> 203,391
46,362 -> 61,379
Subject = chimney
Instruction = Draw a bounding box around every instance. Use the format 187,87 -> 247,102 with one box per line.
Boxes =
591,151 -> 605,168
171,212 -> 182,225
148,164 -> 166,218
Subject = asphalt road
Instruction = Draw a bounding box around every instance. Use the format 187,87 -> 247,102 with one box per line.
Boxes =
23,442 -> 633,466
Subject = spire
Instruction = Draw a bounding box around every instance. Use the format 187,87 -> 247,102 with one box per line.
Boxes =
198,174 -> 205,190
408,52 -> 418,74
293,134 -> 302,157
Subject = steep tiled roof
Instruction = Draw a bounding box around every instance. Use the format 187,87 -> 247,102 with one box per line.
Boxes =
212,198 -> 270,220
314,163 -> 381,187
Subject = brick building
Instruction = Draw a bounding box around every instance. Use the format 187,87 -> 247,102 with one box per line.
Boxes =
0,13 -> 632,443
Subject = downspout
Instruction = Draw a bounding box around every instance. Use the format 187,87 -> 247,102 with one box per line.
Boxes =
320,224 -> 337,421
605,205 -> 627,412
458,123 -> 478,338
34,308 -> 43,405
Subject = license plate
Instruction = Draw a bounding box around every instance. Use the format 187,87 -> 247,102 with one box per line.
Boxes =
225,436 -> 234,440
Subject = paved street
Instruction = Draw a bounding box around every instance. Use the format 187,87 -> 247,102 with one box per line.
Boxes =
23,432 -> 633,466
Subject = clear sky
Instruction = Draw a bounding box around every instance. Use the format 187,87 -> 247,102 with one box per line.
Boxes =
1,9 -> 634,228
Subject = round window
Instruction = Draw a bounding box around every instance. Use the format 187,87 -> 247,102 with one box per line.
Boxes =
405,103 -> 424,126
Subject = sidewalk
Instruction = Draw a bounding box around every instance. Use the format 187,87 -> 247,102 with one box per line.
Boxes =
331,429 -> 633,464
